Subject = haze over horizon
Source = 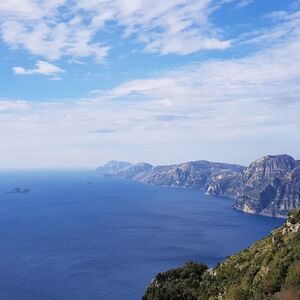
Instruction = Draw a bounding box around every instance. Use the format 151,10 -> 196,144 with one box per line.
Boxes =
1,0 -> 300,168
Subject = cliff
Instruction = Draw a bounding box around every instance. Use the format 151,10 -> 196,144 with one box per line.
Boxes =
97,154 -> 300,218
143,210 -> 300,300
206,155 -> 300,218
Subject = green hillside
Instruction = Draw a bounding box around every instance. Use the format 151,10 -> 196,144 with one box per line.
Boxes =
143,211 -> 300,300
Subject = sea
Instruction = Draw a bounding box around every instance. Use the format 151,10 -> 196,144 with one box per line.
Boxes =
0,170 -> 284,300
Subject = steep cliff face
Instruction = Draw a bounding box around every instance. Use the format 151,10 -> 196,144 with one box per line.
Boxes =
206,171 -> 243,198
206,155 -> 300,217
143,210 -> 300,300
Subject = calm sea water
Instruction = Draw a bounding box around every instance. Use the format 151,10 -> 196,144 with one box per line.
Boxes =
0,171 -> 284,300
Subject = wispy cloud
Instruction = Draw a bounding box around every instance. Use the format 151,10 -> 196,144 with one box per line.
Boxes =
0,3 -> 300,167
13,60 -> 64,76
1,12 -> 300,167
0,0 -> 231,61
239,10 -> 300,46
235,0 -> 253,9
0,100 -> 29,111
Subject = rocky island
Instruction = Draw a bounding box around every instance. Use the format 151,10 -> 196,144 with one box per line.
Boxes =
6,188 -> 31,194
97,154 -> 300,218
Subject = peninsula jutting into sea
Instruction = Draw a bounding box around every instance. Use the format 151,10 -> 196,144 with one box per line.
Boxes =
97,154 -> 300,218
1,1 -> 300,299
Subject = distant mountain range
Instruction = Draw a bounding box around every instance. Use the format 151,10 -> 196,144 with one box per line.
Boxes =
96,154 -> 300,218
96,160 -> 244,188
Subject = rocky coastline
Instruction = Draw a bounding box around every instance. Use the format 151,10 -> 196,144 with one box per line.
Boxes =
97,154 -> 300,218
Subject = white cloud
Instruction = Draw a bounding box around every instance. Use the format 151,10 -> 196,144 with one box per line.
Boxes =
13,60 -> 64,76
0,1 -> 41,18
0,5 -> 300,167
87,0 -> 232,55
0,0 -> 231,61
0,100 -> 29,111
239,10 -> 300,46
107,34 -> 300,108
1,18 -> 300,168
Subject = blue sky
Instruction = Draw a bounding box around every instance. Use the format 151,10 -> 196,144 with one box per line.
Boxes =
0,0 -> 300,168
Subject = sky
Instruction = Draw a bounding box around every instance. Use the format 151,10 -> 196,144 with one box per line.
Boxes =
0,0 -> 300,168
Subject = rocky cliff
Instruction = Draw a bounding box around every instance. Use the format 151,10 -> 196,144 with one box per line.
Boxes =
206,155 -> 300,218
97,154 -> 300,218
143,210 -> 300,300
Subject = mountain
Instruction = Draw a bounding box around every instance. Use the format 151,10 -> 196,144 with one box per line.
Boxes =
96,160 -> 244,189
206,155 -> 300,218
138,161 -> 244,189
96,160 -> 132,175
96,154 -> 300,218
109,162 -> 153,180
143,210 -> 300,300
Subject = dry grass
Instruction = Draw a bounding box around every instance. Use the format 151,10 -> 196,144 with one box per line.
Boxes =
272,288 -> 300,300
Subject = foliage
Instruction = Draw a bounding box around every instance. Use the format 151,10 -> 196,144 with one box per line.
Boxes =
143,210 -> 300,300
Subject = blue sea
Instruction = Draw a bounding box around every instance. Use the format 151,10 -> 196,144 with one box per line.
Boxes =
0,171 -> 284,300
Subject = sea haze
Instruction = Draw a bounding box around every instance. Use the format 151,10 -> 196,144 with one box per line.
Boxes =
0,171 -> 284,300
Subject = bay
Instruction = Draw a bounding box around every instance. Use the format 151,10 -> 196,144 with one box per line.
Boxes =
0,171 -> 284,300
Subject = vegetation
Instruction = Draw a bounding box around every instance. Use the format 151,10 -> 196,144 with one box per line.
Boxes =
143,210 -> 300,300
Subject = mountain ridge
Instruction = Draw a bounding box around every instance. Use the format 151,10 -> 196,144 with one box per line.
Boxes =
96,159 -> 244,188
96,154 -> 300,218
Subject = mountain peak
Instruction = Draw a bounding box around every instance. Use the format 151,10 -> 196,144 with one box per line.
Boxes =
244,154 -> 295,184
96,160 -> 132,174
250,154 -> 295,168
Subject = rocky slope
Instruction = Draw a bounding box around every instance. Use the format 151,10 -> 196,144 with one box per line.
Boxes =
143,210 -> 300,300
206,155 -> 300,218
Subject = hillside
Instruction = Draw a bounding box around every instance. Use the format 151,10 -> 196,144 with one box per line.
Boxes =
143,210 -> 300,300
